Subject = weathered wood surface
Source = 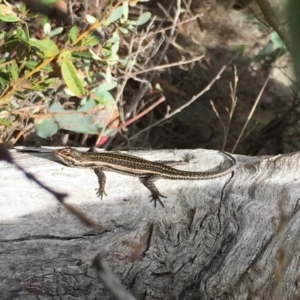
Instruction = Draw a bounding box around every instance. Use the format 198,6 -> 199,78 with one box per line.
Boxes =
1,148 -> 300,299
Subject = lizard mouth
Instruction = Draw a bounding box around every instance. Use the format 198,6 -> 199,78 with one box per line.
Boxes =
54,147 -> 79,167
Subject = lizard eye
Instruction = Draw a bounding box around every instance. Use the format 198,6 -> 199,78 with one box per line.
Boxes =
62,147 -> 76,155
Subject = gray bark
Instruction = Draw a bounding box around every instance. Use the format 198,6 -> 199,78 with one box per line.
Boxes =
1,148 -> 299,299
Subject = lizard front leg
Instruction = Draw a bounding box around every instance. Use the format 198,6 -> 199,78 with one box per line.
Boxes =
94,168 -> 107,199
139,176 -> 166,208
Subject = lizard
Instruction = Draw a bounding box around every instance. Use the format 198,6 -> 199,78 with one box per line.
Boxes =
54,147 -> 236,207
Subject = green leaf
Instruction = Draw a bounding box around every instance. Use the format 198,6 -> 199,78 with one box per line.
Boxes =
130,12 -> 151,26
49,27 -> 63,37
123,1 -> 129,20
16,27 -> 29,42
105,6 -> 123,26
270,31 -> 287,49
35,117 -> 60,138
40,16 -> 49,27
92,87 -> 115,106
111,40 -> 119,56
0,72 -> 10,86
35,102 -> 61,138
43,23 -> 51,35
107,54 -> 119,65
86,14 -> 97,24
0,118 -> 11,126
236,44 -> 245,54
0,5 -> 20,22
68,26 -> 79,43
19,1 -> 26,13
96,82 -> 117,92
50,101 -> 103,134
107,33 -> 120,44
36,94 -> 117,137
58,52 -> 85,96
73,51 -> 93,58
41,0 -> 57,4
10,60 -> 19,82
82,35 -> 102,47
106,66 -> 112,83
89,49 -> 101,60
24,60 -> 53,72
60,60 -> 85,96
29,38 -> 59,57
119,58 -> 136,67
119,27 -> 129,34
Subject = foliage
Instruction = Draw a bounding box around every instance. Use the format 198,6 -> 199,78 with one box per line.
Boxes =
0,0 -> 151,140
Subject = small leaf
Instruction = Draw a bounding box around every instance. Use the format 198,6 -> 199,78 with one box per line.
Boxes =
29,38 -> 59,57
49,27 -> 63,37
86,14 -> 97,24
107,54 -> 119,65
10,60 -> 19,82
0,72 -> 10,86
130,12 -> 151,26
82,35 -> 102,47
15,27 -> 29,43
89,49 -> 101,60
270,31 -> 287,49
24,60 -> 52,72
50,101 -> 101,135
43,23 -> 51,35
123,1 -> 129,20
119,58 -> 136,67
58,50 -> 71,62
59,52 -> 85,96
68,26 -> 79,43
111,40 -> 120,56
96,82 -> 116,92
0,118 -> 11,126
107,32 -> 120,44
92,88 -> 115,105
73,51 -> 93,58
78,97 -> 97,111
35,118 -> 60,138
119,27 -> 129,34
19,1 -> 26,13
236,44 -> 245,54
105,6 -> 123,26
0,4 -> 20,22
41,0 -> 57,4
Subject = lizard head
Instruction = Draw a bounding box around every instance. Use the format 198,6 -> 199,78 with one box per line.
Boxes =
54,147 -> 83,167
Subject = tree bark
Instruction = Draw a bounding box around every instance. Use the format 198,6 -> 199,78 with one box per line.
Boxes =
1,148 -> 299,299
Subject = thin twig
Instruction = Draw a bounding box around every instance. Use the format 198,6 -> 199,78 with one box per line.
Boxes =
126,0 -> 178,117
96,96 -> 166,147
210,100 -> 225,132
131,55 -> 204,76
232,69 -> 272,153
129,54 -> 238,141
93,255 -> 137,300
148,14 -> 202,37
95,17 -> 157,147
118,96 -> 166,131
223,65 -> 238,151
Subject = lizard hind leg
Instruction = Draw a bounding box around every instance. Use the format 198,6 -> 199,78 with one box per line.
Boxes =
139,176 -> 166,208
94,168 -> 107,199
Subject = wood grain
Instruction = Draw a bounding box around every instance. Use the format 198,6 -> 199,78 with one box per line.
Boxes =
1,149 -> 299,299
